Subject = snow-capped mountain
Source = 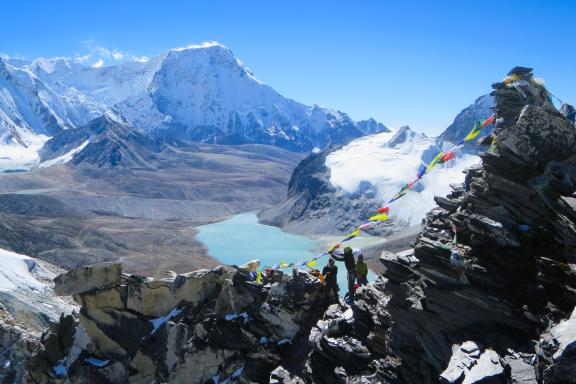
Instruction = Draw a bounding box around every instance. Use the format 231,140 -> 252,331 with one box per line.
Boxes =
0,42 -> 387,170
262,95 -> 493,234
115,43 -> 377,150
40,113 -> 159,169
325,127 -> 479,225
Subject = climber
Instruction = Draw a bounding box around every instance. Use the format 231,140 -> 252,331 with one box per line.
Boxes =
322,258 -> 339,302
356,253 -> 368,286
329,246 -> 356,302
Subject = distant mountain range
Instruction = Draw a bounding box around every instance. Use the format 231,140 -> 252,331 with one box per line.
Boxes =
0,42 -> 388,171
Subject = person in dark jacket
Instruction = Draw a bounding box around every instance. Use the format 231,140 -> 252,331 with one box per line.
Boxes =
322,258 -> 339,302
329,246 -> 356,302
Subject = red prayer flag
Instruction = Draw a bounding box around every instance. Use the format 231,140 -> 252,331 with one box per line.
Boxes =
440,151 -> 456,162
480,115 -> 496,127
378,207 -> 390,214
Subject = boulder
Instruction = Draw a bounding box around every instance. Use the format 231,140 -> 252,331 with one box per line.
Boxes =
125,267 -> 224,317
538,313 -> 576,382
54,264 -> 122,296
440,342 -> 506,384
270,366 -> 306,384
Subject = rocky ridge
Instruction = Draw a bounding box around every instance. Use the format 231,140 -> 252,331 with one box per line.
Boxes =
293,67 -> 576,383
19,263 -> 330,383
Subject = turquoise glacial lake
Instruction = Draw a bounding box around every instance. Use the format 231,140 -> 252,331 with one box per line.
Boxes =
196,212 -> 374,295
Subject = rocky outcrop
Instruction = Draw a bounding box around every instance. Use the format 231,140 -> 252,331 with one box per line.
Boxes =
0,305 -> 44,384
23,263 -> 329,383
294,68 -> 576,383
54,263 -> 123,296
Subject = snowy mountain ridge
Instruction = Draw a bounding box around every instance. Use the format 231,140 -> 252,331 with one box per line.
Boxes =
326,126 -> 480,225
0,42 -> 388,171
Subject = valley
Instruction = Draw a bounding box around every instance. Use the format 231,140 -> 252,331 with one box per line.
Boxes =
0,142 -> 304,275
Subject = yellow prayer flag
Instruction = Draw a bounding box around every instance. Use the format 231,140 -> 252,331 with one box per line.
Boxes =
368,213 -> 389,221
306,260 -> 317,268
327,243 -> 341,253
426,152 -> 444,173
256,271 -> 262,284
463,121 -> 483,142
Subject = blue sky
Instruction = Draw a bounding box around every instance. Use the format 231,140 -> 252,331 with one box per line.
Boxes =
1,0 -> 575,134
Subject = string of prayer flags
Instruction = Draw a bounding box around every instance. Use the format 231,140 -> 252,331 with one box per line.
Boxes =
342,228 -> 361,242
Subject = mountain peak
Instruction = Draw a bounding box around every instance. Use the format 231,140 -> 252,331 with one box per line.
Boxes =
387,125 -> 415,147
172,41 -> 230,52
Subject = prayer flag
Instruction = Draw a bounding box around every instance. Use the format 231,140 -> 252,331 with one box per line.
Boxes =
416,165 -> 427,178
426,152 -> 444,173
463,121 -> 483,142
440,151 -> 456,163
327,243 -> 341,253
342,228 -> 360,242
368,213 -> 389,221
480,115 -> 496,127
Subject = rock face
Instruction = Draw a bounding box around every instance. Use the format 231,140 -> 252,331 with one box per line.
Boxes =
39,114 -> 160,169
54,263 -> 123,296
295,68 -> 576,383
23,264 -> 329,383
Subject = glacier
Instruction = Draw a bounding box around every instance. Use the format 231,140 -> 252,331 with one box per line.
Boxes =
326,126 -> 481,225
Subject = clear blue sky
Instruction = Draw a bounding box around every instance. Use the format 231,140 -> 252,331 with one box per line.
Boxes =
1,0 -> 575,134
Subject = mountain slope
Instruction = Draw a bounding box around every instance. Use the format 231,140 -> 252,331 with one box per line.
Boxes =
115,43 -> 376,150
40,113 -> 159,169
439,93 -> 494,144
